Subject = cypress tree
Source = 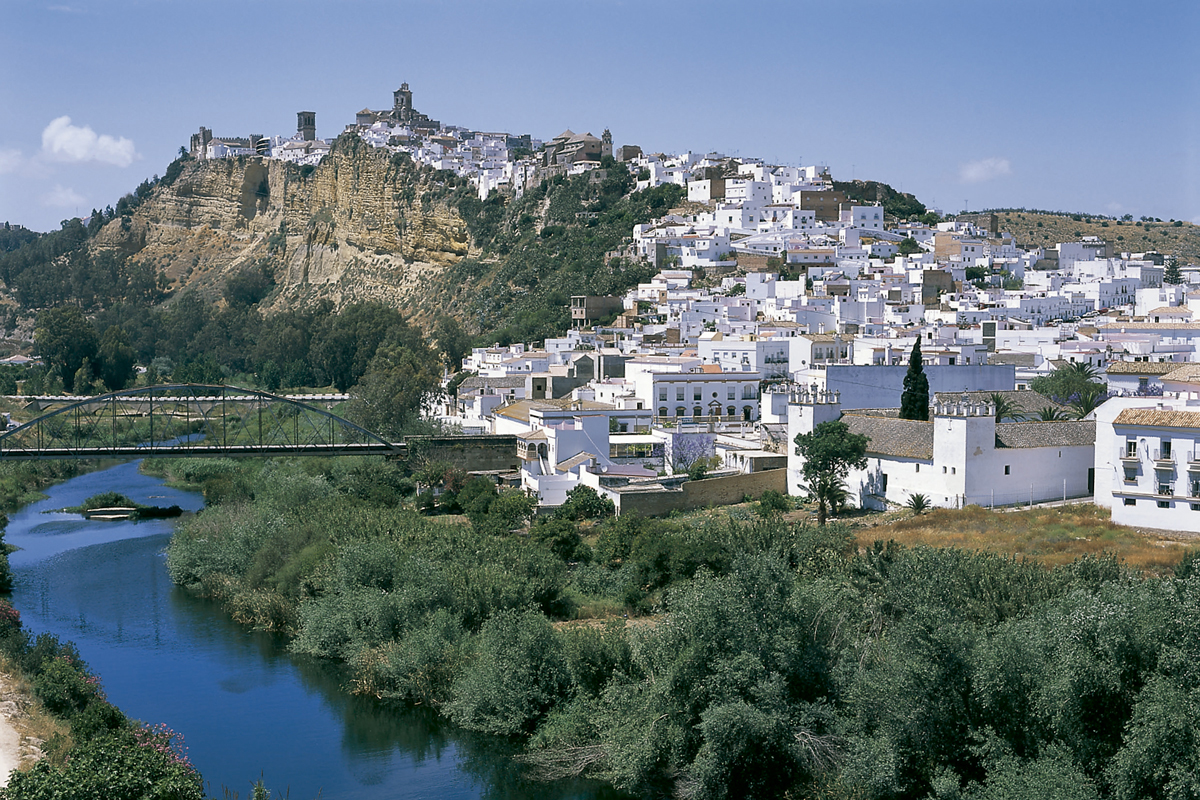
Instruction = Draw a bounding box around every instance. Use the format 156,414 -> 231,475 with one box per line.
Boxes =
900,338 -> 929,420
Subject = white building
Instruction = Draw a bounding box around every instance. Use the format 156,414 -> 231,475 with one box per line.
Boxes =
787,387 -> 1095,510
1095,396 -> 1200,532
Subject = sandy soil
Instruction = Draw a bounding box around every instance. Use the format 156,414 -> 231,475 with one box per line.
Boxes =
0,681 -> 21,787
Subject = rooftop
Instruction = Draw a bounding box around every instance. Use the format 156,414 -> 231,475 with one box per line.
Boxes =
1113,408 -> 1200,429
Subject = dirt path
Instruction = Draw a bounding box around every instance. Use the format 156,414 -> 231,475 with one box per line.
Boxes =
0,673 -> 23,787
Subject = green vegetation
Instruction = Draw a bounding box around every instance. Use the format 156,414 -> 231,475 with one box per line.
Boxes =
58,492 -> 182,520
899,339 -> 928,420
794,420 -> 869,526
0,598 -> 202,799
832,179 -> 926,220
160,455 -> 1200,799
1031,363 -> 1109,418
432,164 -> 683,344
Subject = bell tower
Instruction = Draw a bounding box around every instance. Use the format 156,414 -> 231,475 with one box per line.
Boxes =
393,83 -> 413,122
297,111 -> 316,141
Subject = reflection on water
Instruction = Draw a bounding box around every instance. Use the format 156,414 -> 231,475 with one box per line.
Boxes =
5,461 -> 621,799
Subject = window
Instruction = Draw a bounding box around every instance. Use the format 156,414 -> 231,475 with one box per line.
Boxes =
1124,498 -> 1137,506
659,388 -> 667,401
694,389 -> 701,401
676,388 -> 684,401
915,464 -> 920,473
1159,482 -> 1172,496
1126,440 -> 1137,457
1124,470 -> 1137,482
1163,441 -> 1173,458
942,466 -> 947,474
1004,465 -> 1010,475
881,474 -> 888,491
1193,504 -> 1200,511
728,387 -> 736,400
1158,500 -> 1171,509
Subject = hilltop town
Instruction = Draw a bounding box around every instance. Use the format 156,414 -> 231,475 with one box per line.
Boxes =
22,82 -> 1200,534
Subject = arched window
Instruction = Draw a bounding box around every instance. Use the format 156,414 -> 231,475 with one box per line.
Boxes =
658,407 -> 667,418
676,407 -> 685,417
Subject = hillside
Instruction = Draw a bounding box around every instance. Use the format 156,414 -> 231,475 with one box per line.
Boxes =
0,136 -> 681,346
985,209 -> 1200,262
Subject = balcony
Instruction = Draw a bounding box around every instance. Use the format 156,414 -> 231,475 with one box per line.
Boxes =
1118,446 -> 1139,462
1152,448 -> 1176,468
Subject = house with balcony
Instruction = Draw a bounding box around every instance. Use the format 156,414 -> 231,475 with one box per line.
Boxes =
1095,397 -> 1200,532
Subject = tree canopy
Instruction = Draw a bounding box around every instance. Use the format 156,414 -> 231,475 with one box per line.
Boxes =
794,420 -> 869,525
899,339 -> 929,420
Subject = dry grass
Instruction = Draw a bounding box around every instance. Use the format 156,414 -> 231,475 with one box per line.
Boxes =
0,652 -> 70,772
858,503 -> 1197,576
992,211 -> 1200,262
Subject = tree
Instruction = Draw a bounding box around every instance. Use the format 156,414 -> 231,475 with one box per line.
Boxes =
990,393 -> 1025,422
97,325 -> 137,391
1031,364 -> 1107,408
1163,256 -> 1183,285
794,420 -> 869,525
435,315 -> 473,373
899,339 -> 929,420
35,306 -> 98,393
898,237 -> 922,256
347,322 -> 442,439
1035,405 -> 1070,421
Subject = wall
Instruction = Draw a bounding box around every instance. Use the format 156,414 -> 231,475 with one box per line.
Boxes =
607,469 -> 786,517
403,435 -> 519,471
823,364 -> 1015,410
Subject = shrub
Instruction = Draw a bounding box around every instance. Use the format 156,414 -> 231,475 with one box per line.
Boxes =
556,485 -> 615,522
757,490 -> 792,516
447,610 -> 570,737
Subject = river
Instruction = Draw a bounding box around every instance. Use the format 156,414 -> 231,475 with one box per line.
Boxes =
5,460 -> 618,800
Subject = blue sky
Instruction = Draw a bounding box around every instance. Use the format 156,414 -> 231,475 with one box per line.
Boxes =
1,0 -> 1197,232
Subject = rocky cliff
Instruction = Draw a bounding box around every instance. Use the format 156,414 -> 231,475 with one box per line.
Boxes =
92,136 -> 476,322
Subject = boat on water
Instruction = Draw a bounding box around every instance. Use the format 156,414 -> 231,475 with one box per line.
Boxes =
81,507 -> 137,521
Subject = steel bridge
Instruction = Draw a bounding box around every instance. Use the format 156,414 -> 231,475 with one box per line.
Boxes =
0,385 -> 405,460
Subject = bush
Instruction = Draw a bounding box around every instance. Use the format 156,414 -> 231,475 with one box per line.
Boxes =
556,485 -> 615,522
447,610 -> 570,737
757,490 -> 792,516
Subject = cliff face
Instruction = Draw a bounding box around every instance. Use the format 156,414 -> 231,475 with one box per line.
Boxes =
92,137 -> 475,321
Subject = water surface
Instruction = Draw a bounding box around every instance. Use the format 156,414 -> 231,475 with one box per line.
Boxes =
7,461 -> 613,799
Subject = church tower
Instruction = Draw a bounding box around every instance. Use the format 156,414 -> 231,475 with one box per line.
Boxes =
393,83 -> 413,122
297,111 -> 316,141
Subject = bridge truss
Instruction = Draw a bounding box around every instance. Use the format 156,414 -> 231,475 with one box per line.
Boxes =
0,385 -> 403,460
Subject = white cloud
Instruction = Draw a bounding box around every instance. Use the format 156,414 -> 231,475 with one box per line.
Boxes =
0,149 -> 21,174
41,185 -> 86,209
40,116 -> 137,167
959,157 -> 1011,184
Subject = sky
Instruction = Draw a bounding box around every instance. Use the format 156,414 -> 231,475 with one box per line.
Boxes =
1,0 -> 1197,233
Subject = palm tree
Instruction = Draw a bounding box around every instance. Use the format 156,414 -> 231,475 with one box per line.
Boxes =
1035,405 -> 1070,421
1063,362 -> 1100,381
906,492 -> 931,514
989,393 -> 1025,423
1070,384 -> 1108,419
802,473 -> 849,526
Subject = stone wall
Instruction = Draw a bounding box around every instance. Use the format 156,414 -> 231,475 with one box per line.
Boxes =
404,435 -> 519,472
608,468 -> 786,517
